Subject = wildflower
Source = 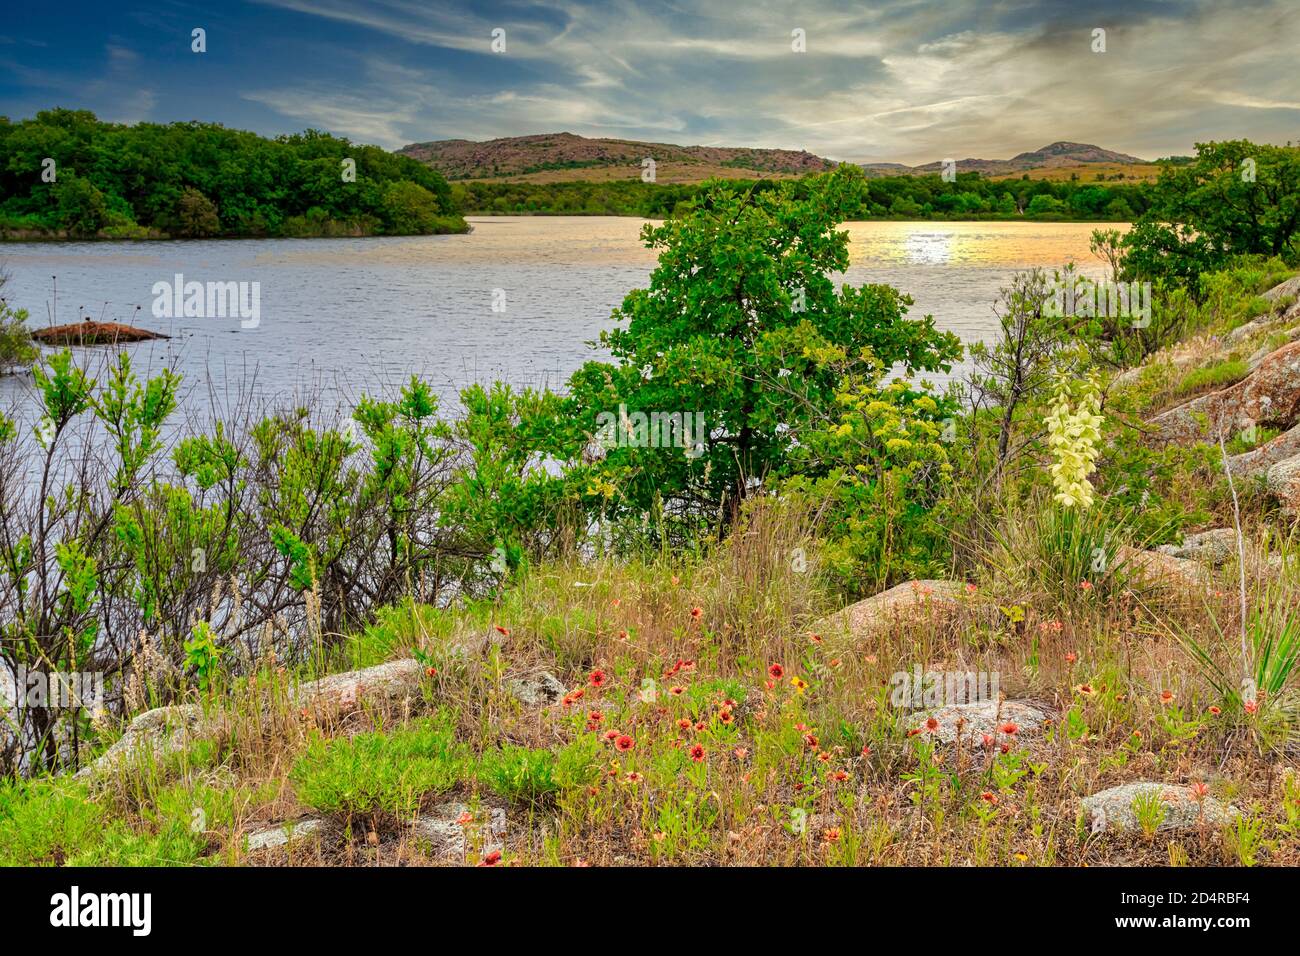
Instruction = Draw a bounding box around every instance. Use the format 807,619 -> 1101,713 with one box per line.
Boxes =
653,831 -> 667,843
457,811 -> 473,826
999,722 -> 1018,736
981,734 -> 994,749
1208,705 -> 1222,716
822,828 -> 840,844
980,791 -> 997,804
925,716 -> 939,733
1245,699 -> 1258,715
829,658 -> 842,668
817,751 -> 831,763
790,676 -> 808,694
809,633 -> 822,644
589,710 -> 604,723
690,606 -> 703,620
733,747 -> 749,759
670,686 -> 685,696
694,721 -> 706,732
1064,652 -> 1077,665
1044,371 -> 1103,509
618,629 -> 629,640
1079,580 -> 1094,591
670,575 -> 680,586
479,850 -> 502,867
424,666 -> 438,678
965,583 -> 978,594
588,669 -> 607,688
625,771 -> 642,784
678,718 -> 693,732
604,730 -> 619,741
615,735 -> 635,752
1076,683 -> 1095,696
719,709 -> 734,725
768,663 -> 785,680
1190,781 -> 1209,800
804,733 -> 819,749
689,743 -> 706,762
1160,689 -> 1175,704
860,745 -> 872,757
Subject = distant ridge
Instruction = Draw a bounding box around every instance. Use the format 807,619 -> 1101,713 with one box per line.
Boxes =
896,141 -> 1150,177
395,133 -> 1155,184
396,132 -> 837,183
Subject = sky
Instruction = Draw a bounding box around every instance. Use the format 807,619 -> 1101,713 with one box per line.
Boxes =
0,0 -> 1296,165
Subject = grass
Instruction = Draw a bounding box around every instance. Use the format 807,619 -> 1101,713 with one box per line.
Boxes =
3,271 -> 1300,868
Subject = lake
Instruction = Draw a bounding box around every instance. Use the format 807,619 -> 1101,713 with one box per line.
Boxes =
0,217 -> 1123,418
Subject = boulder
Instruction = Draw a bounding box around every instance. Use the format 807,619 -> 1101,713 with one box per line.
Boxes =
1154,528 -> 1239,566
1117,545 -> 1211,589
813,580 -> 967,644
1148,340 -> 1300,445
1267,453 -> 1300,515
74,704 -> 206,780
506,671 -> 566,708
909,699 -> 1049,747
245,818 -> 326,853
1081,782 -> 1238,834
291,658 -> 425,711
1227,421 -> 1300,475
1261,275 -> 1300,304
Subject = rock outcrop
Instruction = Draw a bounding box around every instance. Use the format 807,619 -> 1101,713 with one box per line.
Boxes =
506,671 -> 566,708
74,704 -> 206,780
290,658 -> 425,711
1154,528 -> 1239,566
814,580 -> 968,644
1082,782 -> 1238,834
413,802 -> 507,860
1116,545 -> 1211,589
1148,341 -> 1300,445
245,818 -> 327,853
909,699 -> 1050,747
1267,454 -> 1300,514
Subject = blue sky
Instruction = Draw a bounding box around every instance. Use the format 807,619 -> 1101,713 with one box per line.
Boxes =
1,0 -> 1296,164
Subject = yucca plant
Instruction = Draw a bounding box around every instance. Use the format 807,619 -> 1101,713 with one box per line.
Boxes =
1164,576 -> 1300,751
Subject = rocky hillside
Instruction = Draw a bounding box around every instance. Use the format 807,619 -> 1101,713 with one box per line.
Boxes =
876,141 -> 1151,178
396,132 -> 837,183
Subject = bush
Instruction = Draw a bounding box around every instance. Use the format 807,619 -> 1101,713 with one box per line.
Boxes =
290,713 -> 469,826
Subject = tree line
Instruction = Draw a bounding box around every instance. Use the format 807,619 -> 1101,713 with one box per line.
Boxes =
0,109 -> 467,239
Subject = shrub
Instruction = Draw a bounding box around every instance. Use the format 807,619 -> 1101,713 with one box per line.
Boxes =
290,712 -> 469,826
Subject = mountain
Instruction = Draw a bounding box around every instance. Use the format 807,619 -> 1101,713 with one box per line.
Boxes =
896,141 -> 1152,179
395,132 -> 837,183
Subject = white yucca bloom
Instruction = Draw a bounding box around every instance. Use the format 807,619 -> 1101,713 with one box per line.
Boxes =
1044,371 -> 1103,509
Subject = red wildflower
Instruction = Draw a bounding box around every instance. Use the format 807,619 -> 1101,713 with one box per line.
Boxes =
615,735 -> 635,752
689,743 -> 706,762
479,850 -> 502,867
768,663 -> 785,680
588,669 -> 606,688
690,606 -> 703,619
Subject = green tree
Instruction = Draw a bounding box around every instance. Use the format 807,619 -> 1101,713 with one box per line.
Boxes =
171,187 -> 221,237
565,167 -> 961,527
55,175 -> 108,236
